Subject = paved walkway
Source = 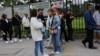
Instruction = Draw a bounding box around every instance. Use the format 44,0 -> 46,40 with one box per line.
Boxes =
0,39 -> 100,56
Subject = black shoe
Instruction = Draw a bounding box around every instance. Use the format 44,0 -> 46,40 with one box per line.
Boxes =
98,42 -> 100,44
94,41 -> 99,43
82,41 -> 87,47
65,39 -> 69,42
70,39 -> 74,41
89,47 -> 98,49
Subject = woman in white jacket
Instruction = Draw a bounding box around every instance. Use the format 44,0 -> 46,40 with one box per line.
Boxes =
30,9 -> 48,56
22,13 -> 30,39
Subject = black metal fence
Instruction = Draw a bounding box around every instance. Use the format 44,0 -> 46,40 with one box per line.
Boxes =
64,0 -> 95,35
0,0 -> 100,37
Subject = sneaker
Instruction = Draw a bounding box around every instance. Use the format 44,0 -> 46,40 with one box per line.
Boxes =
55,51 -> 60,54
94,41 -> 99,43
5,41 -> 9,44
89,47 -> 98,49
51,51 -> 55,54
10,40 -> 14,43
42,54 -> 49,56
14,38 -> 18,42
19,39 -> 22,42
0,38 -> 3,40
26,38 -> 30,40
82,40 -> 87,47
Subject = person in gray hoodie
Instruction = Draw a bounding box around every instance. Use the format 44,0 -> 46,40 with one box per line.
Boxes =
93,5 -> 100,44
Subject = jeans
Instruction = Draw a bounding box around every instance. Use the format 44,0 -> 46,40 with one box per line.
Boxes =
34,41 -> 44,56
14,25 -> 21,39
61,28 -> 68,42
83,29 -> 94,48
43,32 -> 49,40
67,22 -> 73,40
2,29 -> 13,41
52,29 -> 61,52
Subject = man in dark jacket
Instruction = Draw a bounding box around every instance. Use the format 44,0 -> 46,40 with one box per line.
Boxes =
60,12 -> 68,42
12,12 -> 22,42
66,9 -> 74,41
0,14 -> 13,43
82,4 -> 97,49
37,9 -> 46,26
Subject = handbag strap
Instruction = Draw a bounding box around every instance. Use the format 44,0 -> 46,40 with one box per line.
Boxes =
51,16 -> 54,26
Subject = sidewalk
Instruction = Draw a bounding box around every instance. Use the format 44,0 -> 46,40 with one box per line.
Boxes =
0,39 -> 61,56
0,39 -> 100,56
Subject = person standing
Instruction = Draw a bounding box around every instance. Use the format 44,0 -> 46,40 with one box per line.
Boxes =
12,12 -> 22,42
0,14 -> 13,43
60,12 -> 68,42
37,9 -> 46,27
66,9 -> 74,41
37,9 -> 48,39
82,4 -> 97,49
93,5 -> 100,44
30,9 -> 48,56
47,9 -> 61,53
22,13 -> 30,40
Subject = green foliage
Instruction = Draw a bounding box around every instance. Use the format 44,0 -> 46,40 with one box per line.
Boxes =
3,0 -> 16,7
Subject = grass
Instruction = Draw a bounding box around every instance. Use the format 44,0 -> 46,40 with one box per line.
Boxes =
65,17 -> 86,34
72,17 -> 86,34
72,17 -> 85,29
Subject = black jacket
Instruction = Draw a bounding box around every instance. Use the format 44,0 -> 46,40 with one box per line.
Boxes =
0,19 -> 12,31
66,14 -> 73,23
61,19 -> 66,29
37,15 -> 46,26
12,15 -> 22,26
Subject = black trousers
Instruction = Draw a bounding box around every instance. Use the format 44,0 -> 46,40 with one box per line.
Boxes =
67,22 -> 73,40
14,25 -> 21,39
83,29 -> 94,48
61,28 -> 68,42
3,29 -> 13,41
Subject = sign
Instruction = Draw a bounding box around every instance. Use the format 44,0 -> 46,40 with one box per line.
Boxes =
0,7 -> 12,19
14,5 -> 30,18
31,2 -> 51,16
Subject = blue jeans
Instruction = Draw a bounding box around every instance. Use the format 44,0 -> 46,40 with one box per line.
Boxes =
34,41 -> 44,56
43,32 -> 49,40
52,29 -> 61,52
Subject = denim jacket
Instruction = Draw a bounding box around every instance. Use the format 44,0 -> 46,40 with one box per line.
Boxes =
84,10 -> 96,29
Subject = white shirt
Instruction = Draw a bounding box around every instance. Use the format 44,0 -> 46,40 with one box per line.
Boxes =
5,19 -> 8,23
49,16 -> 53,26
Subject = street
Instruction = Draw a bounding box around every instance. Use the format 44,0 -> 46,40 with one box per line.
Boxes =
0,39 -> 100,56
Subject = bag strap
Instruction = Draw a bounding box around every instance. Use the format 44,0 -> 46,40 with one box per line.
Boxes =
14,16 -> 21,22
51,16 -> 54,26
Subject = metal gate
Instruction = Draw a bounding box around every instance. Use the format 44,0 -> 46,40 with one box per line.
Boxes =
64,0 -> 94,35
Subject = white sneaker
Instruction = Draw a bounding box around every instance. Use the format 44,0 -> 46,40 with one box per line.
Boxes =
14,38 -> 18,42
10,40 -> 14,43
55,51 -> 60,54
0,38 -> 3,40
5,41 -> 9,44
19,39 -> 22,42
42,54 -> 49,56
26,38 -> 30,40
